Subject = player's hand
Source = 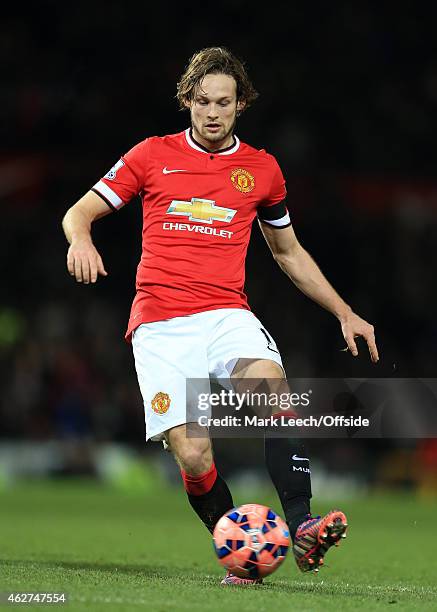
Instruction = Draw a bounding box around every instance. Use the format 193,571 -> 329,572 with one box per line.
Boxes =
340,311 -> 379,363
67,238 -> 108,284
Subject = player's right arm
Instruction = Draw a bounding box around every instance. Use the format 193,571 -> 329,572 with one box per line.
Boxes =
63,139 -> 148,283
62,190 -> 111,284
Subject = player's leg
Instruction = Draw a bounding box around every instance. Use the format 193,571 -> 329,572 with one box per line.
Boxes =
206,308 -> 347,574
165,420 -> 260,587
132,318 -> 234,535
231,358 -> 312,540
166,423 -> 234,534
207,308 -> 311,536
232,357 -> 348,572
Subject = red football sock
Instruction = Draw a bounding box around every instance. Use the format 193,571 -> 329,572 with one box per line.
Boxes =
181,461 -> 217,496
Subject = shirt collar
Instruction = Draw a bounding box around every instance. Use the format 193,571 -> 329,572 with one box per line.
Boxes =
185,128 -> 240,155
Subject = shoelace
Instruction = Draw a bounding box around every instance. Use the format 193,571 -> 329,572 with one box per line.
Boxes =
296,515 -> 322,536
302,514 -> 321,525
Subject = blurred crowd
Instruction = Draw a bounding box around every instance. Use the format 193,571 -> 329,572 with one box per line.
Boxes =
1,3 -> 436,489
3,3 -> 437,173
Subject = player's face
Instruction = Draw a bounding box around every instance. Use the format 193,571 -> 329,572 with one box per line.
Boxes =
188,73 -> 245,151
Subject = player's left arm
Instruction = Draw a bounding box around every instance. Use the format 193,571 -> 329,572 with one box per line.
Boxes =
259,220 -> 379,362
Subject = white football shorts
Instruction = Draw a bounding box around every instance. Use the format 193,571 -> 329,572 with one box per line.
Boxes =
131,308 -> 284,441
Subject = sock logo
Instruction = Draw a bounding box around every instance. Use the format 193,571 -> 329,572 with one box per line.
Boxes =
293,465 -> 311,473
291,454 -> 309,462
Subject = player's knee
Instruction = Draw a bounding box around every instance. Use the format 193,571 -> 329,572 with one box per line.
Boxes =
167,426 -> 212,475
231,358 -> 284,380
176,440 -> 212,475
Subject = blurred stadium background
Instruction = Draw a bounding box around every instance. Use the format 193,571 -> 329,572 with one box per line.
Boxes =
2,0 -> 437,549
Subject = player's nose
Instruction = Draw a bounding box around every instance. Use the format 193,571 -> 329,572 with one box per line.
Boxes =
207,104 -> 219,118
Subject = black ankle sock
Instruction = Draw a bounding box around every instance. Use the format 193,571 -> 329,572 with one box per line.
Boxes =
187,473 -> 234,534
264,436 -> 312,540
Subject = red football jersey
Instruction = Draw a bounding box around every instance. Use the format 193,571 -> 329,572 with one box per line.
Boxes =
92,129 -> 289,340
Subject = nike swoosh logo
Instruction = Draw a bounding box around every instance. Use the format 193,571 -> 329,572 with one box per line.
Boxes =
163,167 -> 187,174
292,454 -> 309,461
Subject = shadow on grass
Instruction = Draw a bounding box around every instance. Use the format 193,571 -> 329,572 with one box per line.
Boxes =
0,558 -> 225,588
0,559 -> 175,579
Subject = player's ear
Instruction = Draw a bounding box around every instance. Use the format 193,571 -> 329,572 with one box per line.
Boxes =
236,99 -> 246,116
183,98 -> 192,110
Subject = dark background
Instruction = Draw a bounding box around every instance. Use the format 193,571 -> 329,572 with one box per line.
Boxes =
1,2 -> 436,491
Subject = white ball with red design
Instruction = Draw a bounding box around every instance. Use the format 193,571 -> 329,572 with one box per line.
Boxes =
213,503 -> 290,579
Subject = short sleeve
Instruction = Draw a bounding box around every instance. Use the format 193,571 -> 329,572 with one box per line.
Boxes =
92,139 -> 149,211
264,156 -> 287,208
257,156 -> 290,228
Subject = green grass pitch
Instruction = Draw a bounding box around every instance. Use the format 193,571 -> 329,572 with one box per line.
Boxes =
1,479 -> 437,611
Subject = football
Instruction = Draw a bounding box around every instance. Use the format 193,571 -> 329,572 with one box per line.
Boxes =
213,503 -> 290,579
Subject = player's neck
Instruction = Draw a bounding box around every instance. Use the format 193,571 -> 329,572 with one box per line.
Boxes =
189,128 -> 236,153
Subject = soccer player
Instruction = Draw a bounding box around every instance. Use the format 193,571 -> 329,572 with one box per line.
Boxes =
62,47 -> 379,585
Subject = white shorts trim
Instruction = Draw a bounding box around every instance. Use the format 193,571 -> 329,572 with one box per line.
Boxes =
131,308 -> 283,441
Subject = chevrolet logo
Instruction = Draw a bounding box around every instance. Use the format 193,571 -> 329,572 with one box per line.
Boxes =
166,198 -> 236,224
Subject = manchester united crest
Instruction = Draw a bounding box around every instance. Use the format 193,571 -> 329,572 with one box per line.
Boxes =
230,168 -> 255,193
151,392 -> 171,414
